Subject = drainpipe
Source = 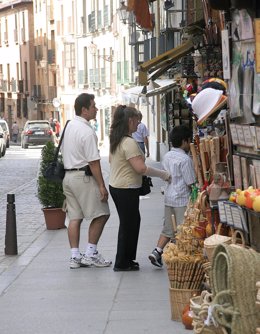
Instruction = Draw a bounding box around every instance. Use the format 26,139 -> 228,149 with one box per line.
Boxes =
155,1 -> 161,162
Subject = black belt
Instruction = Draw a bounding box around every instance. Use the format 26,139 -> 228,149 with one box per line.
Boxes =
64,165 -> 92,176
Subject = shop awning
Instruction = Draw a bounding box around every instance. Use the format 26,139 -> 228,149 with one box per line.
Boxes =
144,79 -> 177,97
121,79 -> 177,104
138,39 -> 194,85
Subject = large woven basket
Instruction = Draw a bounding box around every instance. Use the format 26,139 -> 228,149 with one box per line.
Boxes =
169,288 -> 200,321
167,261 -> 206,290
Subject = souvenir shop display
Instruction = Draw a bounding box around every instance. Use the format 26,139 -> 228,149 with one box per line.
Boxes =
162,2 -> 260,333
162,189 -> 211,322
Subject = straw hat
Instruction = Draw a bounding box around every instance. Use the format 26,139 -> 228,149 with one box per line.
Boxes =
191,88 -> 228,125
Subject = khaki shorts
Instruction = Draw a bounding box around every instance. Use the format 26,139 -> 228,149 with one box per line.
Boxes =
161,206 -> 186,238
62,171 -> 110,221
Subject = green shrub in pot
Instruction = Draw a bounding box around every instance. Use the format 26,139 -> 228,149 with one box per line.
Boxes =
37,141 -> 65,208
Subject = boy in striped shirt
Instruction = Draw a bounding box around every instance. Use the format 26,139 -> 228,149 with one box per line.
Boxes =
149,125 -> 196,267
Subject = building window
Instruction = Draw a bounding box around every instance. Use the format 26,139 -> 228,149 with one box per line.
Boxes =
64,43 -> 75,68
4,17 -> 8,44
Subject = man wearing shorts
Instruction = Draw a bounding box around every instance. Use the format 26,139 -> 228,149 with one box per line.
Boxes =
61,93 -> 111,269
148,125 -> 196,267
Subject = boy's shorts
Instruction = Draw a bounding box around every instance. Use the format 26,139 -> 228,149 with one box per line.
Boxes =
161,206 -> 186,238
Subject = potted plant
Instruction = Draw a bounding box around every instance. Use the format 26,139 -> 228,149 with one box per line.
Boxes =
37,141 -> 66,230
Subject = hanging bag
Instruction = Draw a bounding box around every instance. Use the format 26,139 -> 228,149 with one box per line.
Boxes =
43,120 -> 70,183
139,176 -> 153,196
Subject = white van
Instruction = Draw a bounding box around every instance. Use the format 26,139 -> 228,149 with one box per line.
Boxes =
0,119 -> 10,148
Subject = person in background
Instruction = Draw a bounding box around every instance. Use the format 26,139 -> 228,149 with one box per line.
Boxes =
93,119 -> 99,132
132,111 -> 150,157
49,117 -> 56,133
61,93 -> 111,269
109,105 -> 171,272
149,125 -> 196,268
54,119 -> 61,138
12,121 -> 19,143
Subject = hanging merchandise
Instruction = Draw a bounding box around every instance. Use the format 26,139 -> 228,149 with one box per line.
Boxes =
232,10 -> 242,42
241,41 -> 255,124
229,9 -> 256,123
253,73 -> 260,115
231,0 -> 253,9
201,78 -> 227,93
229,43 -> 243,118
207,0 -> 230,10
191,87 -> 227,125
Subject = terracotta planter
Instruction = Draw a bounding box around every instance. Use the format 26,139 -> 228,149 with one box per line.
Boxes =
42,207 -> 66,230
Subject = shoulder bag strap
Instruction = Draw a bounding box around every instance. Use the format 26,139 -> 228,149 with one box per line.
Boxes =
53,120 -> 70,161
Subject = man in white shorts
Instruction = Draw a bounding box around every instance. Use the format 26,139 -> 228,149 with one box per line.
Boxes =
61,93 -> 111,269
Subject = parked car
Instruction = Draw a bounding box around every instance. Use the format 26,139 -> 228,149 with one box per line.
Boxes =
0,119 -> 10,148
0,125 -> 6,157
21,120 -> 55,149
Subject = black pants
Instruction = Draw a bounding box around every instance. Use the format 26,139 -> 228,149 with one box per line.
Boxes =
109,186 -> 140,269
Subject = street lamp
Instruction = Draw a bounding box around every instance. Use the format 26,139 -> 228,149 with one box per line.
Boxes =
88,41 -> 114,62
117,1 -> 130,24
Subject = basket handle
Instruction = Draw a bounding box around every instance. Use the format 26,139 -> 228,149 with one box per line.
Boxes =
171,214 -> 177,233
231,229 -> 246,247
216,222 -> 223,235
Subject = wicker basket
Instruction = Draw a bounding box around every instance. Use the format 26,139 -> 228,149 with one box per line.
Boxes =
169,288 -> 200,321
204,234 -> 231,263
167,261 -> 206,290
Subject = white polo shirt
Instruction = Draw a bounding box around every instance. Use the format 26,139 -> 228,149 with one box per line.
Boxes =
61,116 -> 100,169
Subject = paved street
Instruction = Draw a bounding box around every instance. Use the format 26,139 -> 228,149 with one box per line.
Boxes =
0,144 -> 190,334
0,146 -> 46,277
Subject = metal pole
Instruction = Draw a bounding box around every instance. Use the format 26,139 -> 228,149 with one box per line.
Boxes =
5,193 -> 18,255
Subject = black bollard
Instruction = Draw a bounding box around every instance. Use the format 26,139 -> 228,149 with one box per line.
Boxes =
5,194 -> 18,255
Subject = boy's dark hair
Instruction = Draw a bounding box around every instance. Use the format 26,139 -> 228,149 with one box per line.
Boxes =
169,125 -> 192,148
74,93 -> 95,115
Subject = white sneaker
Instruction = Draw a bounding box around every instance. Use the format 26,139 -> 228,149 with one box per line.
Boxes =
70,257 -> 82,269
81,252 -> 112,268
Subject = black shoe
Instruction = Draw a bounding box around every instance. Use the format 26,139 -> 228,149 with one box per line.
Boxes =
113,266 -> 140,272
130,260 -> 139,269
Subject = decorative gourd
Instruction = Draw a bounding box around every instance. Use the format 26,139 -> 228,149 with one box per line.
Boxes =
236,189 -> 246,206
245,191 -> 254,209
229,191 -> 237,203
252,195 -> 260,212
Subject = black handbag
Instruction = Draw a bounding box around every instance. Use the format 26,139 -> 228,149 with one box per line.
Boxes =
139,176 -> 153,196
43,160 -> 65,182
43,120 -> 70,183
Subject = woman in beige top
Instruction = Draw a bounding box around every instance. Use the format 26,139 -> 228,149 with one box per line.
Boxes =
109,105 -> 171,271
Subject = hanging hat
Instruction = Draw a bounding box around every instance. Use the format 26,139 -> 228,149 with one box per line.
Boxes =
201,78 -> 227,93
191,88 -> 227,124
